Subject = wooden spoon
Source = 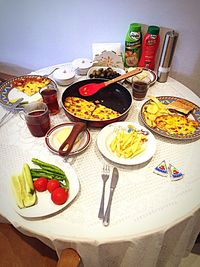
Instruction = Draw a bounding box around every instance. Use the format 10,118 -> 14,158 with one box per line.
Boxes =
79,67 -> 143,96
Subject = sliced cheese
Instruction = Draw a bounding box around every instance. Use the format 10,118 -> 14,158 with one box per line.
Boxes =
55,128 -> 71,145
55,127 -> 80,146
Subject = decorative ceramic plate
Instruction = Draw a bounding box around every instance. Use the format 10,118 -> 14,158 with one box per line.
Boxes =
0,75 -> 56,110
10,156 -> 80,218
126,67 -> 157,85
45,123 -> 91,156
97,122 -> 156,165
140,96 -> 200,140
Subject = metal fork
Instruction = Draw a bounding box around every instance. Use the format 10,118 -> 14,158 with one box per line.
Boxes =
0,98 -> 23,127
98,164 -> 110,219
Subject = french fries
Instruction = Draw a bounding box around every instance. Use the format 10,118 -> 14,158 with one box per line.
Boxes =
109,126 -> 148,159
142,96 -> 171,127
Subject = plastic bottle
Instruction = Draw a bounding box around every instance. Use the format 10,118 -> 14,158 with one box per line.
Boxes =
138,26 -> 160,70
124,23 -> 142,68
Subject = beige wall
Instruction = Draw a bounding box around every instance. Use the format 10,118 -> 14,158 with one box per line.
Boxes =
0,0 -> 199,96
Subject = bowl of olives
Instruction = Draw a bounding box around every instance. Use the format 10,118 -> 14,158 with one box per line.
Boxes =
87,66 -> 126,80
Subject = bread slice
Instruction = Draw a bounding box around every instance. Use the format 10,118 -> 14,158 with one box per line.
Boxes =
167,99 -> 194,115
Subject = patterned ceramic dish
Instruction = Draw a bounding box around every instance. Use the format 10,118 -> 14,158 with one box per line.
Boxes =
0,75 -> 56,110
140,96 -> 200,140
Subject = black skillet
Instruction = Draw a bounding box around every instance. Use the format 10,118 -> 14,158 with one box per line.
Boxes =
59,78 -> 132,156
61,78 -> 132,127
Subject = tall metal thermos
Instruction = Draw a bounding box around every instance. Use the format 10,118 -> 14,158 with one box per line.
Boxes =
157,30 -> 178,82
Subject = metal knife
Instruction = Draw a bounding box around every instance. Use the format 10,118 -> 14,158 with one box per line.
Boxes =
103,167 -> 119,226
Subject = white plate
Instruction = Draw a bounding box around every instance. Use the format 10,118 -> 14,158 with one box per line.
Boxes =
45,123 -> 91,156
97,122 -> 156,165
10,156 -> 80,218
126,67 -> 157,85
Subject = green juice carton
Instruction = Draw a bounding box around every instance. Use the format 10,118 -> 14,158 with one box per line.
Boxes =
124,23 -> 142,67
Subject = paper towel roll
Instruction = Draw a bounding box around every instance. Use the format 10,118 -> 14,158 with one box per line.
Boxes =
157,31 -> 178,82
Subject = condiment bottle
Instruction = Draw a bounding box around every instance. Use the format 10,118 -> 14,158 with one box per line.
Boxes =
124,23 -> 142,68
138,26 -> 160,70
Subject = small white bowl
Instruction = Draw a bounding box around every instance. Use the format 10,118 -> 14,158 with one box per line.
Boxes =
53,67 -> 75,86
72,58 -> 93,75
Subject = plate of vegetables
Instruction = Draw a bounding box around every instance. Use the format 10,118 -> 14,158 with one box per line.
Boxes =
10,157 -> 80,218
97,122 -> 156,165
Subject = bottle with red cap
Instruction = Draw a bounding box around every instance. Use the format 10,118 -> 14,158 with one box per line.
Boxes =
138,25 -> 160,70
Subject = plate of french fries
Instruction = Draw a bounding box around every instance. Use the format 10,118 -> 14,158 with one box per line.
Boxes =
97,122 -> 156,165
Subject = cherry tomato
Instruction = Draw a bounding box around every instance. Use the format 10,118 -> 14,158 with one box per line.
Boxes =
33,177 -> 48,192
51,187 -> 69,205
47,179 -> 60,193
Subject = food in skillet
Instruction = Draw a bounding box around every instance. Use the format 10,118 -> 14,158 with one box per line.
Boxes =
109,125 -> 148,158
12,76 -> 50,96
64,96 -> 120,120
142,96 -> 199,135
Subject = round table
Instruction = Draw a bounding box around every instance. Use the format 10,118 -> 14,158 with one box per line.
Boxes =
0,63 -> 200,267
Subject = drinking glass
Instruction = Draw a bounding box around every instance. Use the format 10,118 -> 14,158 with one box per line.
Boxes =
40,86 -> 60,115
19,102 -> 51,137
132,77 -> 151,101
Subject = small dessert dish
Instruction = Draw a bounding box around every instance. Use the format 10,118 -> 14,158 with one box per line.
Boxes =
45,122 -> 90,156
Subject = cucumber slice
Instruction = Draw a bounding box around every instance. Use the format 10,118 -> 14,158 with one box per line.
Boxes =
22,163 -> 37,207
22,163 -> 34,191
11,164 -> 37,209
11,175 -> 24,209
23,192 -> 37,207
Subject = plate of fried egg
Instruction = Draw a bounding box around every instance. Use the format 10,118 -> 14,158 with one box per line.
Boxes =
140,96 -> 200,140
0,75 -> 56,110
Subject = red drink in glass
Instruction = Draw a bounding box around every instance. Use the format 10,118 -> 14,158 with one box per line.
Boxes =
132,77 -> 151,101
26,110 -> 51,137
19,102 -> 51,137
40,88 -> 59,115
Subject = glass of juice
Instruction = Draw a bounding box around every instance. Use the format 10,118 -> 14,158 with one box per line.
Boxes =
40,86 -> 60,115
132,77 -> 151,101
19,102 -> 51,137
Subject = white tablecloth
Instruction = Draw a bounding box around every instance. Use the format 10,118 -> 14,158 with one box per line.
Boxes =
0,63 -> 200,267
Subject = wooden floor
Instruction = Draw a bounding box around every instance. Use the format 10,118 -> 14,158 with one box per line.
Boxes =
0,223 -> 58,267
0,222 -> 200,267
